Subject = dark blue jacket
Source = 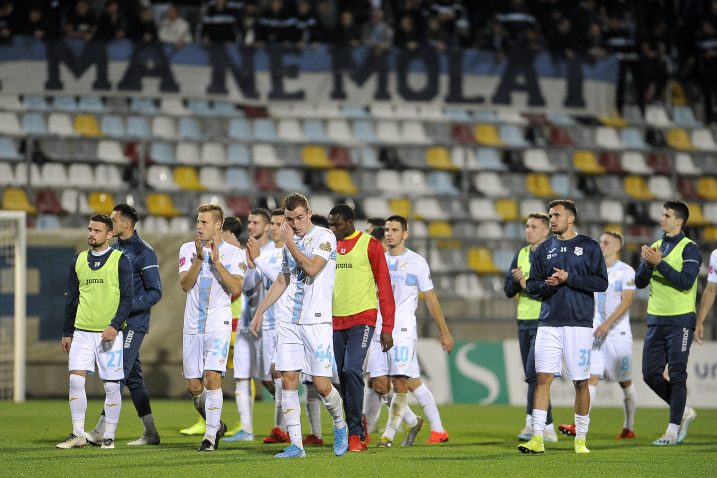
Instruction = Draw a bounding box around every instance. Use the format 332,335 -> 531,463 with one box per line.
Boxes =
635,231 -> 701,328
114,231 -> 162,333
63,249 -> 133,336
527,233 -> 608,328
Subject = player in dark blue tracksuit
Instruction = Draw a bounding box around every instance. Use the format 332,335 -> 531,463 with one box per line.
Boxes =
87,204 -> 163,446
635,200 -> 701,445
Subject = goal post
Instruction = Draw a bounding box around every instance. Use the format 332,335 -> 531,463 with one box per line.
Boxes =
0,211 -> 26,402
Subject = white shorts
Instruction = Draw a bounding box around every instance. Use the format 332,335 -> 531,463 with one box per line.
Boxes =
68,330 -> 124,380
275,320 -> 333,378
259,328 -> 277,380
535,326 -> 593,381
233,330 -> 258,380
183,330 -> 231,379
590,336 -> 632,382
367,337 -> 416,378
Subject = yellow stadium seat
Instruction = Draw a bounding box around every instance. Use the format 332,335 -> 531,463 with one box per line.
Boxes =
598,116 -> 627,128
87,191 -> 116,214
573,150 -> 604,174
302,145 -> 332,168
671,82 -> 688,106
474,124 -> 503,146
666,128 -> 694,151
2,187 -> 36,214
624,175 -> 654,200
146,193 -> 180,217
425,147 -> 457,170
428,221 -> 453,238
696,177 -> 717,200
389,198 -> 410,218
603,224 -> 624,236
174,166 -> 205,191
326,169 -> 357,195
74,114 -> 102,137
495,199 -> 518,221
687,203 -> 709,226
704,226 -> 717,241
526,173 -> 555,198
468,247 -> 500,274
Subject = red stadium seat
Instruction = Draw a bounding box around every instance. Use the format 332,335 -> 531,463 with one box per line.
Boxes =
677,177 -> 699,200
548,126 -> 572,146
227,196 -> 251,217
255,169 -> 278,191
450,124 -> 474,144
647,153 -> 671,174
328,147 -> 354,168
598,152 -> 623,173
36,189 -> 67,214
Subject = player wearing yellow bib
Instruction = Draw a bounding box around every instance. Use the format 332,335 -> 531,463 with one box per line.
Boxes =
57,214 -> 133,450
635,200 -> 701,446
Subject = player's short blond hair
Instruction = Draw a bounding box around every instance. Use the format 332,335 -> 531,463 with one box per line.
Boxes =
283,192 -> 310,212
197,203 -> 224,223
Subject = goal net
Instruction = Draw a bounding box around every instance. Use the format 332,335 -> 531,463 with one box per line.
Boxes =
0,211 -> 26,402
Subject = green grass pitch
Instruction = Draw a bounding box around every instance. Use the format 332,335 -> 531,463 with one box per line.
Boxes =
1,400 -> 714,476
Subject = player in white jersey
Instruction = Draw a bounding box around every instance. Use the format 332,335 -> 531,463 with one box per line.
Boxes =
179,204 -> 247,451
696,248 -> 717,345
225,208 -> 275,442
366,215 -> 454,447
250,193 -> 349,458
558,231 -> 637,439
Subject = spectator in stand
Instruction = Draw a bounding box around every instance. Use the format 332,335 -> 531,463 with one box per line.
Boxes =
697,19 -> 717,124
16,6 -> 47,40
314,0 -> 337,44
292,0 -> 319,46
428,0 -> 466,44
426,15 -> 450,51
585,22 -> 607,59
129,7 -> 159,44
159,3 -> 192,48
547,16 -> 580,61
395,14 -> 423,50
202,0 -> 238,45
638,20 -> 669,104
363,8 -> 392,54
479,19 -> 508,59
65,0 -> 97,41
0,1 -> 13,44
256,0 -> 296,45
95,0 -> 126,42
334,10 -> 361,48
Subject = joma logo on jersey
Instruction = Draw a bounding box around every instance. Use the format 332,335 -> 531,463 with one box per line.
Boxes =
85,278 -> 104,285
337,263 -> 353,269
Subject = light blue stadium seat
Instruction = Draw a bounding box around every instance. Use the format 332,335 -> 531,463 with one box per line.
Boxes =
253,119 -> 277,141
276,169 -> 306,192
23,95 -> 50,111
150,142 -> 176,164
22,112 -> 47,135
444,109 -> 472,122
187,99 -> 212,116
357,147 -> 381,168
428,171 -> 459,196
672,106 -> 701,128
303,120 -> 327,142
179,117 -> 202,140
499,125 -> 529,147
226,167 -> 252,191
473,110 -> 498,123
127,115 -> 150,139
228,118 -> 252,140
503,222 -> 521,240
101,115 -> 125,138
550,174 -> 571,196
52,95 -> 78,112
476,147 -> 505,170
341,105 -> 369,119
130,98 -> 158,114
227,144 -> 251,165
620,128 -> 648,150
352,120 -> 376,142
213,101 -> 239,117
0,138 -> 22,160
494,249 -> 515,271
79,95 -> 105,112
546,111 -> 576,126
36,214 -> 62,229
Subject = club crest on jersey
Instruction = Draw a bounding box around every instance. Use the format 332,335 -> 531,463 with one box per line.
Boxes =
238,262 -> 248,272
574,247 -> 583,256
319,241 -> 332,252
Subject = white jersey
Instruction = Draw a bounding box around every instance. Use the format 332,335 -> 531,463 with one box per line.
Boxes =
707,249 -> 717,284
375,249 -> 433,340
253,241 -> 286,331
241,241 -> 275,330
593,260 -> 635,340
278,225 -> 336,325
179,240 -> 247,334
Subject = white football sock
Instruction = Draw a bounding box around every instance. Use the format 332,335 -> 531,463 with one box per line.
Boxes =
204,388 -> 223,444
666,423 -> 679,437
384,392 -> 407,440
402,404 -> 418,428
282,389 -> 303,448
273,378 -> 284,429
525,413 -> 532,427
575,413 -> 590,440
321,386 -> 346,430
102,381 -> 122,440
235,379 -> 253,434
413,384 -> 444,432
531,409 -> 548,437
364,389 -> 383,433
69,374 -> 87,437
588,384 -> 596,413
622,384 -> 636,430
305,383 -> 322,438
192,388 -> 206,419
